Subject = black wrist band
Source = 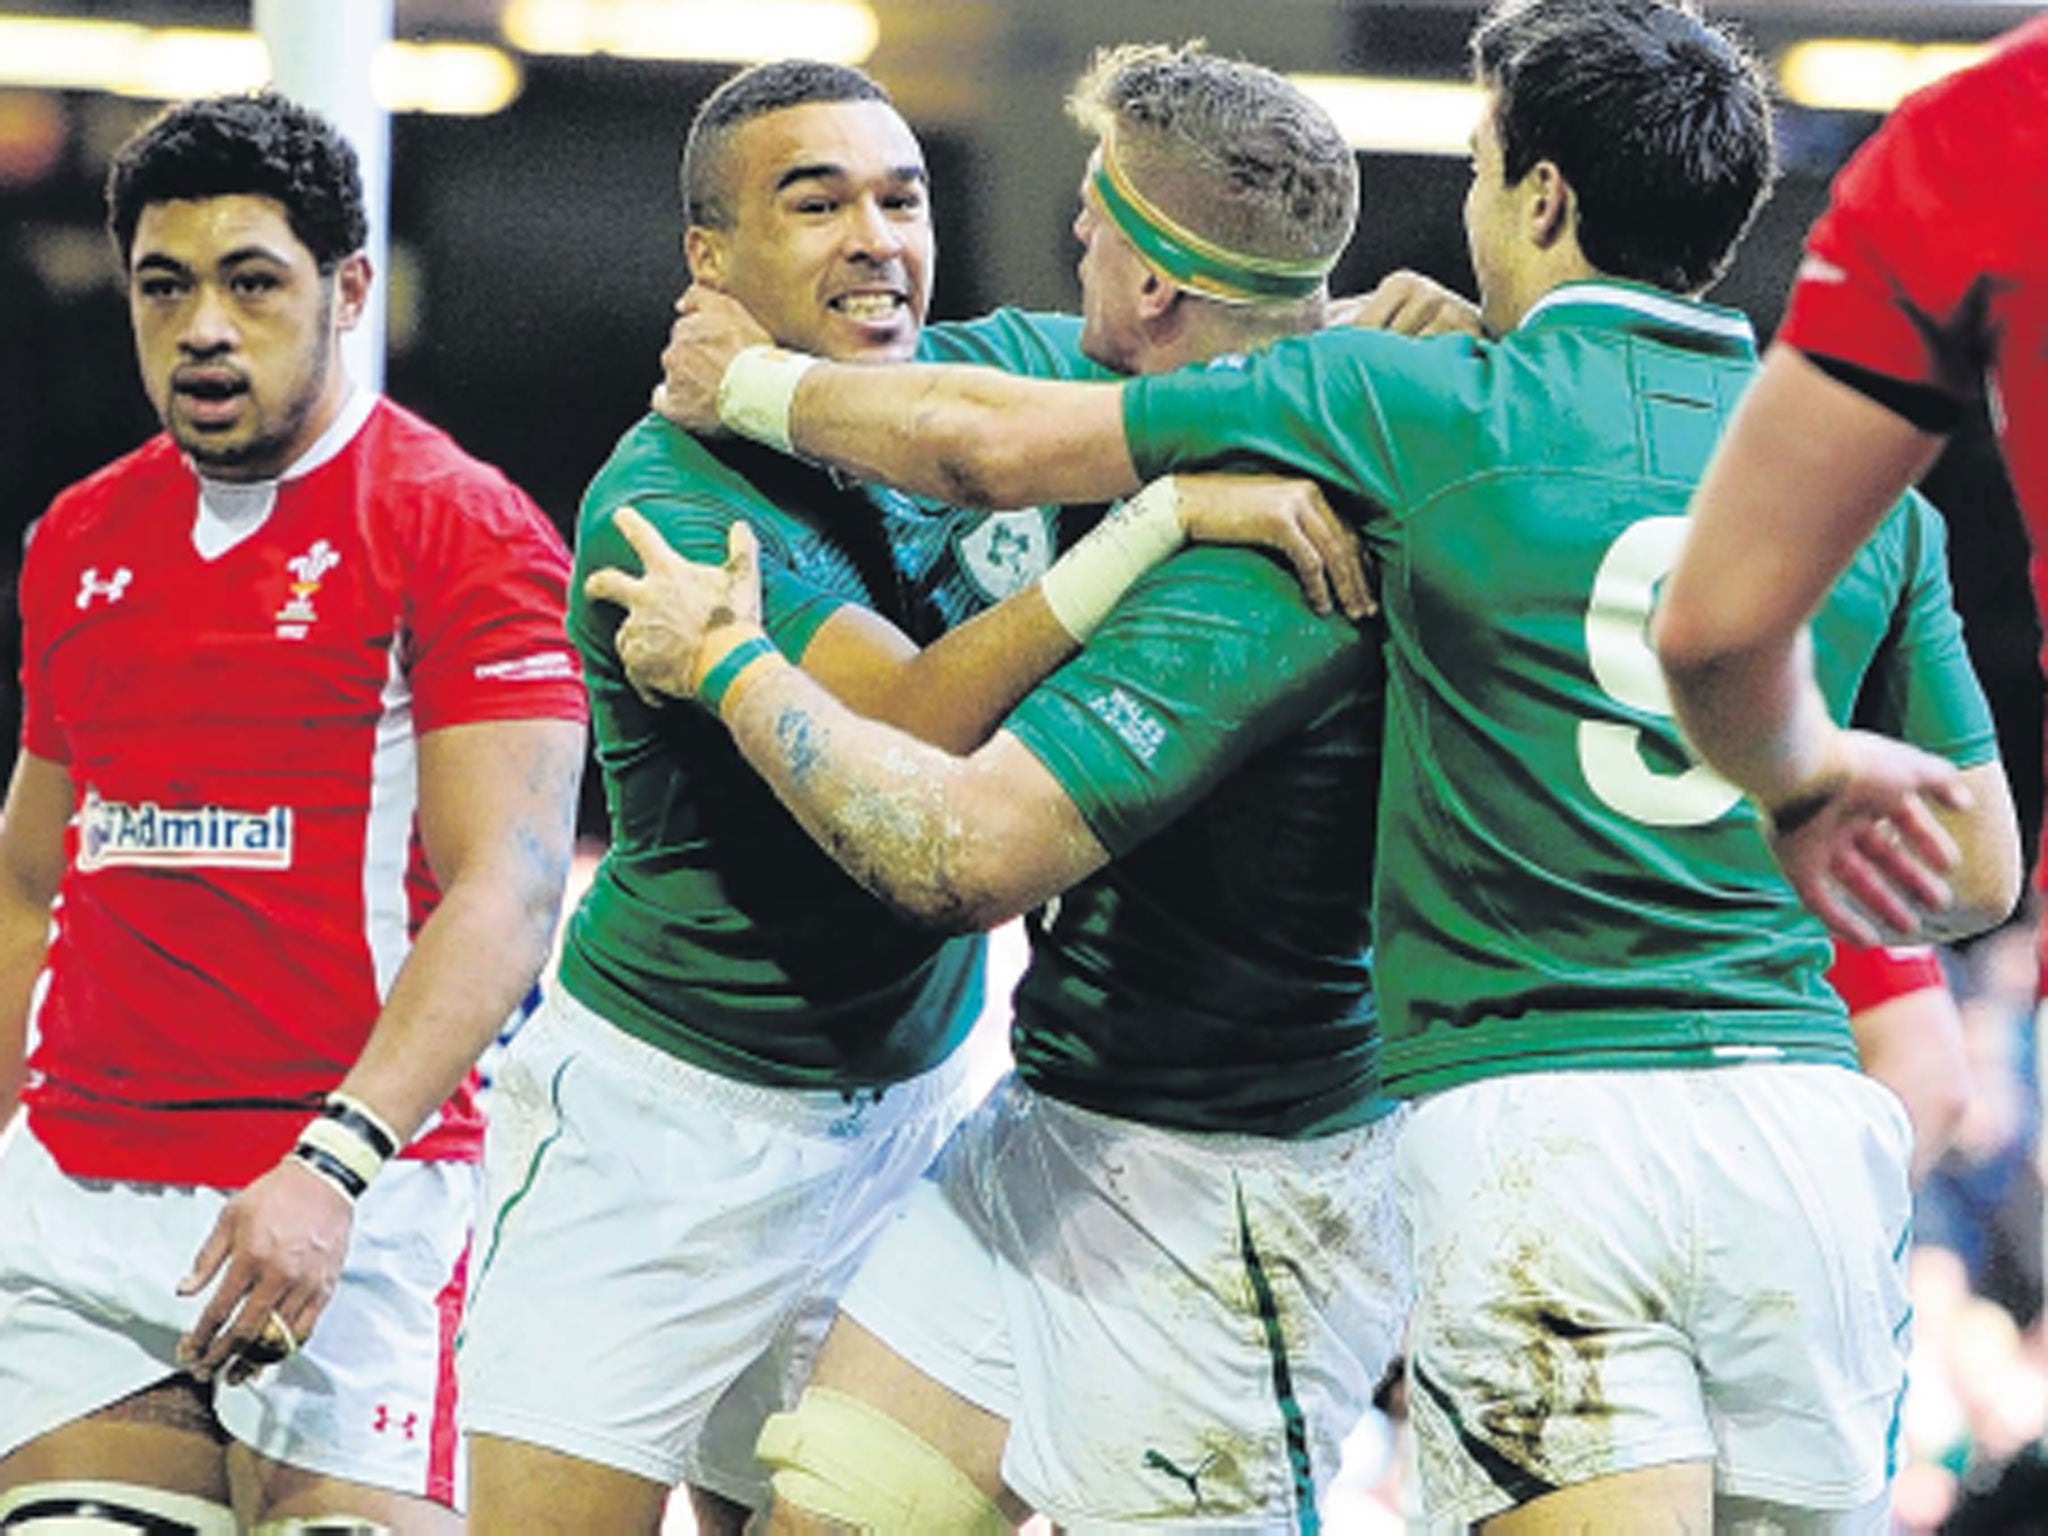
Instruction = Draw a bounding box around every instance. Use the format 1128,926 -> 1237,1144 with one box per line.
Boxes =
1766,786 -> 1837,837
322,1097 -> 398,1161
292,1140 -> 369,1201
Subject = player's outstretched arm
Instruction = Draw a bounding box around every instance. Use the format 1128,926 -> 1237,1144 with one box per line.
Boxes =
0,753 -> 71,1132
1658,345 -> 1975,943
734,662 -> 1106,932
654,289 -> 1367,609
177,715 -> 586,1381
621,521 -> 1108,929
1660,347 -> 1951,800
589,476 -> 1367,760
589,506 -> 1073,757
654,289 -> 1142,512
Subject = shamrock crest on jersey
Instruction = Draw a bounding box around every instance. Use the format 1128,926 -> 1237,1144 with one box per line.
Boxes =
954,508 -> 1054,603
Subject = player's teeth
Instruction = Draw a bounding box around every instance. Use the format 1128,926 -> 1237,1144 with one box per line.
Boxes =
836,294 -> 897,320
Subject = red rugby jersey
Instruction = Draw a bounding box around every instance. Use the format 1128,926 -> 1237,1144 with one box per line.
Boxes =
1779,16 -> 2048,547
1781,19 -> 2048,899
1826,941 -> 1945,1016
18,393 -> 585,1185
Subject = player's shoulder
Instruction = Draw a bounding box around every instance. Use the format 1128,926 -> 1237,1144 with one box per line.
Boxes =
1842,32 -> 2047,229
1260,325 -> 1491,412
37,434 -> 185,545
1129,545 -> 1369,661
1868,483 -> 1945,555
576,414 -> 828,568
1908,18 -> 2048,134
357,398 -> 562,544
919,308 -> 1107,380
42,434 -> 182,528
1831,485 -> 1948,613
582,413 -> 733,513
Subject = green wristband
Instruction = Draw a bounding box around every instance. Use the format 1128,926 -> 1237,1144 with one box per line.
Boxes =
698,634 -> 778,716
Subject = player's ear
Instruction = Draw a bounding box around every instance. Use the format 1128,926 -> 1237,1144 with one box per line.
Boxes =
1137,267 -> 1179,323
333,252 -> 372,332
686,225 -> 727,289
1525,160 -> 1574,250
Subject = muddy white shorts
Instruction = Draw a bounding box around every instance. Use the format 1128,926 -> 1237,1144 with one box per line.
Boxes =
1395,1063 -> 1913,1530
839,1074 -> 1411,1532
0,1124 -> 474,1504
456,982 -> 983,1505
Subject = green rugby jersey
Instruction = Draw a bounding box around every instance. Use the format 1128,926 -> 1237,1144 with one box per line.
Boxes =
560,310 -> 1103,1087
1124,280 -> 1997,1097
1003,547 -> 1394,1137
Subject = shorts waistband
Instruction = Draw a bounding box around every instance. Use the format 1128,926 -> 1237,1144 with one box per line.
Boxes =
533,982 -> 976,1136
1006,1076 -> 1408,1172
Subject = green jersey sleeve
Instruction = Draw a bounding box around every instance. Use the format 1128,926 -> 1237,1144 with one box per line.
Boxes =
1004,546 -> 1372,855
569,419 -> 854,667
573,492 -> 843,663
1120,329 -> 1485,530
1849,493 -> 2000,768
920,308 -> 1110,380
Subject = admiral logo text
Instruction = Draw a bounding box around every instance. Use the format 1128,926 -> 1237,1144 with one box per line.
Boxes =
78,790 -> 294,871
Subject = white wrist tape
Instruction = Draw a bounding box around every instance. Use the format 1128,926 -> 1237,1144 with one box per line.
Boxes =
1038,476 -> 1186,642
328,1090 -> 401,1156
290,1094 -> 399,1204
716,345 -> 821,455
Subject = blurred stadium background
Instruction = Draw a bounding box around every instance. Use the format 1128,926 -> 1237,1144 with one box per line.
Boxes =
3,4 -> 2043,1528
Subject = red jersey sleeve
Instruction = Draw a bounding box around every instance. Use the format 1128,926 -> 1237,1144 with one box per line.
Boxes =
18,498 -> 75,765
1781,96 -> 1987,407
395,450 -> 586,736
1827,942 -> 1946,1015
1779,20 -> 2048,412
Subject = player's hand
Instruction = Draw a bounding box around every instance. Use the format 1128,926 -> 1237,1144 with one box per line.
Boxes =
176,1156 -> 352,1385
651,285 -> 776,432
1173,473 -> 1375,620
584,507 -> 767,704
1763,729 -> 1970,946
1330,271 -> 1484,340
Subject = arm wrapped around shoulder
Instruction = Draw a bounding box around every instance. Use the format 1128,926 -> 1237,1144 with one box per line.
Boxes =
1038,477 -> 1185,642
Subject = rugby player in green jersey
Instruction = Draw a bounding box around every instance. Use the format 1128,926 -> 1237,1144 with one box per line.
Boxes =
641,3 -> 2023,1531
592,45 -> 1410,1531
455,60 -> 1364,1536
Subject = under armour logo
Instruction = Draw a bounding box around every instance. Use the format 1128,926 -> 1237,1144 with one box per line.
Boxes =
370,1403 -> 419,1440
75,566 -> 133,610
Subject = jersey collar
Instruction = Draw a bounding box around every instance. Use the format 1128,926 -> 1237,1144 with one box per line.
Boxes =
281,384 -> 377,482
1516,279 -> 1755,355
191,386 -> 377,561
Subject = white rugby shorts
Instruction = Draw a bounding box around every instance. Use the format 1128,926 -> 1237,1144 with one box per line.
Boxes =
1396,1063 -> 1913,1530
456,982 -> 983,1505
0,1123 -> 473,1504
839,1074 -> 1412,1532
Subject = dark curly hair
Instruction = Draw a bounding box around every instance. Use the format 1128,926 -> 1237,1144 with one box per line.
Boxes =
106,90 -> 368,272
